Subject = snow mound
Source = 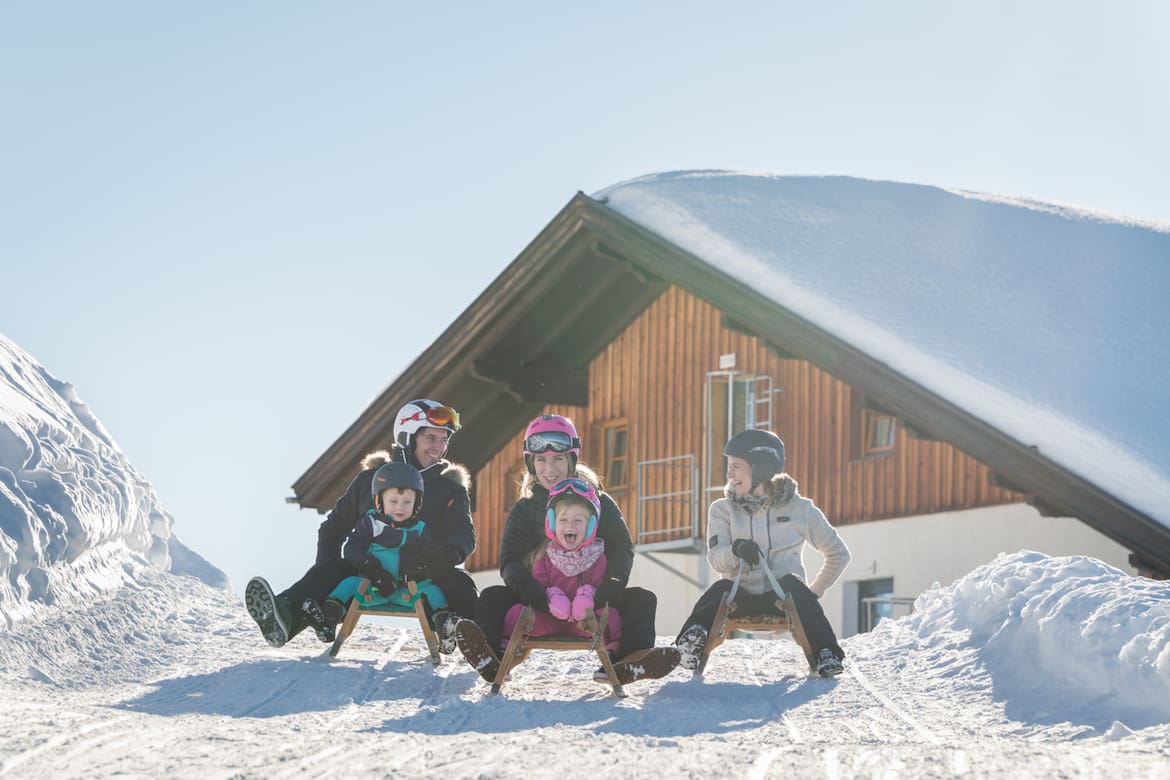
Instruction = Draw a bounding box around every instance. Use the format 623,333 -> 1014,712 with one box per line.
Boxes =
852,550 -> 1170,731
0,564 -> 241,690
0,333 -> 227,631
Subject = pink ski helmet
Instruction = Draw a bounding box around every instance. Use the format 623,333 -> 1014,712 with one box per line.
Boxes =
523,414 -> 580,475
545,477 -> 601,544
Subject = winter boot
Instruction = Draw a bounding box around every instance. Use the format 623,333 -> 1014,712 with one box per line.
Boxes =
245,576 -> 290,648
594,646 -> 682,685
433,610 -> 460,655
323,597 -> 346,627
301,598 -> 336,643
815,648 -> 844,678
454,618 -> 500,682
675,624 -> 708,671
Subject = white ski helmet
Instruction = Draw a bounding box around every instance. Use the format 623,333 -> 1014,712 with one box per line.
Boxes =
393,398 -> 461,451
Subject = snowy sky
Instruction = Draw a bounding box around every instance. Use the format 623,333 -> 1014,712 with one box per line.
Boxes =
2,3 -> 1169,595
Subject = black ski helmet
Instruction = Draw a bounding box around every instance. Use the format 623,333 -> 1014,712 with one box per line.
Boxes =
723,429 -> 786,487
371,461 -> 425,519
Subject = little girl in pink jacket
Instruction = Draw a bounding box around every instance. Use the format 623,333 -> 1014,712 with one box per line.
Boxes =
501,477 -> 622,652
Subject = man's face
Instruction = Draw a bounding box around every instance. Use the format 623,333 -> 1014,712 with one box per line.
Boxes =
414,427 -> 450,468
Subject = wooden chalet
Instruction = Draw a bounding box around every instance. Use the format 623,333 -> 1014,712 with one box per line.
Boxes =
292,183 -> 1170,634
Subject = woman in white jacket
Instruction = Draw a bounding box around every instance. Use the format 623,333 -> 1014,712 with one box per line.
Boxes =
675,429 -> 850,677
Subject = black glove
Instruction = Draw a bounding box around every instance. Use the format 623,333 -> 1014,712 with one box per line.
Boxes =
517,577 -> 549,611
595,576 -> 625,608
731,538 -> 762,566
359,556 -> 398,594
403,546 -> 459,582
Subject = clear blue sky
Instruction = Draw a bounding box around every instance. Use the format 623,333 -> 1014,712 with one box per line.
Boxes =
2,2 -> 1167,595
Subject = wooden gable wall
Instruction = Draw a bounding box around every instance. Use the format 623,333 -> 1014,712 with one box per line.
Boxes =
465,284 -> 1021,573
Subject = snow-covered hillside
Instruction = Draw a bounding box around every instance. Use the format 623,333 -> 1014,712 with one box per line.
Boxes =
0,552 -> 1166,778
0,334 -> 226,629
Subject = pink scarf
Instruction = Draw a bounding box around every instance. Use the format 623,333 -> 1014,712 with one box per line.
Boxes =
544,539 -> 605,577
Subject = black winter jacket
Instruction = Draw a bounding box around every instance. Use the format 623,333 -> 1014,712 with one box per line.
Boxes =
498,476 -> 634,595
316,448 -> 475,567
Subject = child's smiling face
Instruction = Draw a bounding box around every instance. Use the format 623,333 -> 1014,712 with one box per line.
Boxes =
381,487 -> 417,522
554,503 -> 590,551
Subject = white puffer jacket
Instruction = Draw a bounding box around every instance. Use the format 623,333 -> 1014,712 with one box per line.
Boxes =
706,474 -> 850,598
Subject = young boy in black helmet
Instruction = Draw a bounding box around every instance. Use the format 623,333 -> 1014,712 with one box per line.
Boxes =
302,461 -> 449,637
245,399 -> 476,653
675,429 -> 851,677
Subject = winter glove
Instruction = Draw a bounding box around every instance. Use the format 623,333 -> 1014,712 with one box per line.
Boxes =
546,586 -> 571,620
732,538 -> 762,566
595,576 -> 625,608
403,546 -> 459,582
571,585 -> 596,621
517,577 -> 550,611
359,556 -> 398,594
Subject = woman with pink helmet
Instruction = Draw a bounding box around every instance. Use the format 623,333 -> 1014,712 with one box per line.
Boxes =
454,414 -> 679,686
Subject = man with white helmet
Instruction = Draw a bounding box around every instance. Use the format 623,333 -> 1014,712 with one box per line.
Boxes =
246,399 -> 476,652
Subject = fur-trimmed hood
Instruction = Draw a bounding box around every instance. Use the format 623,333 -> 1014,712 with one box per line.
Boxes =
725,472 -> 798,512
362,448 -> 472,490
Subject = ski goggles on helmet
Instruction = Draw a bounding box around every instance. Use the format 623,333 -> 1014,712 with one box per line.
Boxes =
546,477 -> 600,542
400,404 -> 461,431
547,477 -> 599,510
524,430 -> 580,454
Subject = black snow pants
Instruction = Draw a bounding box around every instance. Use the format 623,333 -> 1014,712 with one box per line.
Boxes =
677,574 -> 844,660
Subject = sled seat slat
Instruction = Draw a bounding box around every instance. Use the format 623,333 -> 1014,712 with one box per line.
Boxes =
492,605 -> 625,698
329,578 -> 442,664
696,590 -> 815,676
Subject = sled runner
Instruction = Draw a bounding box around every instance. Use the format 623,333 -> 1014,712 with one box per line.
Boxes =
329,578 -> 442,663
492,605 -> 626,697
696,561 -> 816,675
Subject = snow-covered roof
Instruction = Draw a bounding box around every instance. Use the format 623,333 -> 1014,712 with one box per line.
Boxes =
596,171 -> 1170,533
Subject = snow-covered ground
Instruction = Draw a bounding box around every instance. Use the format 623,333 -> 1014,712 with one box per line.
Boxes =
1,551 -> 1167,779
4,259 -> 1168,777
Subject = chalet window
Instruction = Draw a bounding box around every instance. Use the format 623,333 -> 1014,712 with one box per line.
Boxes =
705,372 -> 773,501
852,393 -> 896,459
600,419 -> 629,492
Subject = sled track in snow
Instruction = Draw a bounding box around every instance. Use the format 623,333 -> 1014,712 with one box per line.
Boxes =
845,657 -> 942,745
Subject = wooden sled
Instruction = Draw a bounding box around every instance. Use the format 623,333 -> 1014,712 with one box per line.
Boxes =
329,578 -> 442,664
492,605 -> 626,698
695,561 -> 816,676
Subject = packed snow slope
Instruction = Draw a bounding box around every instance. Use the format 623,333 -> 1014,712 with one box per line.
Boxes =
597,172 -> 1170,529
0,333 -> 226,630
0,551 -> 1166,778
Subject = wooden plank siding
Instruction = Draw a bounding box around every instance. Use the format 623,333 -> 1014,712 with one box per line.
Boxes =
464,284 -> 1021,574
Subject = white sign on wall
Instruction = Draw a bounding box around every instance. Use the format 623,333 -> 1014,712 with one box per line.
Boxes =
718,353 -> 736,369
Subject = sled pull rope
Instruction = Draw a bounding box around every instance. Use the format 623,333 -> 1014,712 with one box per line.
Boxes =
728,560 -> 746,602
760,562 -> 788,600
730,559 -> 788,601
